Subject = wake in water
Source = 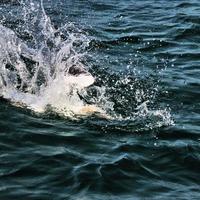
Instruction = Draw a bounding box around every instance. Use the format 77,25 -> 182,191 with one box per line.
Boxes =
0,0 -> 173,130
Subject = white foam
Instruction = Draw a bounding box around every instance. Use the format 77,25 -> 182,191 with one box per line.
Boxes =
0,1 -> 103,117
0,1 -> 173,127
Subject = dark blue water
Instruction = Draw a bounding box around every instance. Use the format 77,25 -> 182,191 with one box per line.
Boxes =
0,0 -> 200,199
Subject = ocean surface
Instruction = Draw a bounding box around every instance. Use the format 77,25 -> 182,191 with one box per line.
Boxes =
0,0 -> 200,199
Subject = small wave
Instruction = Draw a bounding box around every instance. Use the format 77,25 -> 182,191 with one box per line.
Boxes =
89,36 -> 142,49
138,40 -> 173,52
90,2 -> 116,11
174,25 -> 200,40
176,2 -> 199,8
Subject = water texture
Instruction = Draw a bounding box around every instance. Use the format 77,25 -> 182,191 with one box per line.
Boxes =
0,0 -> 199,199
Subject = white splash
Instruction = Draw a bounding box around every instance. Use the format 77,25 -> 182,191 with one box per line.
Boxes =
0,2 -> 104,118
0,0 -> 173,129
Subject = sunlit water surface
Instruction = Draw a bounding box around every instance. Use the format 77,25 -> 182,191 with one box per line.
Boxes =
0,0 -> 199,199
